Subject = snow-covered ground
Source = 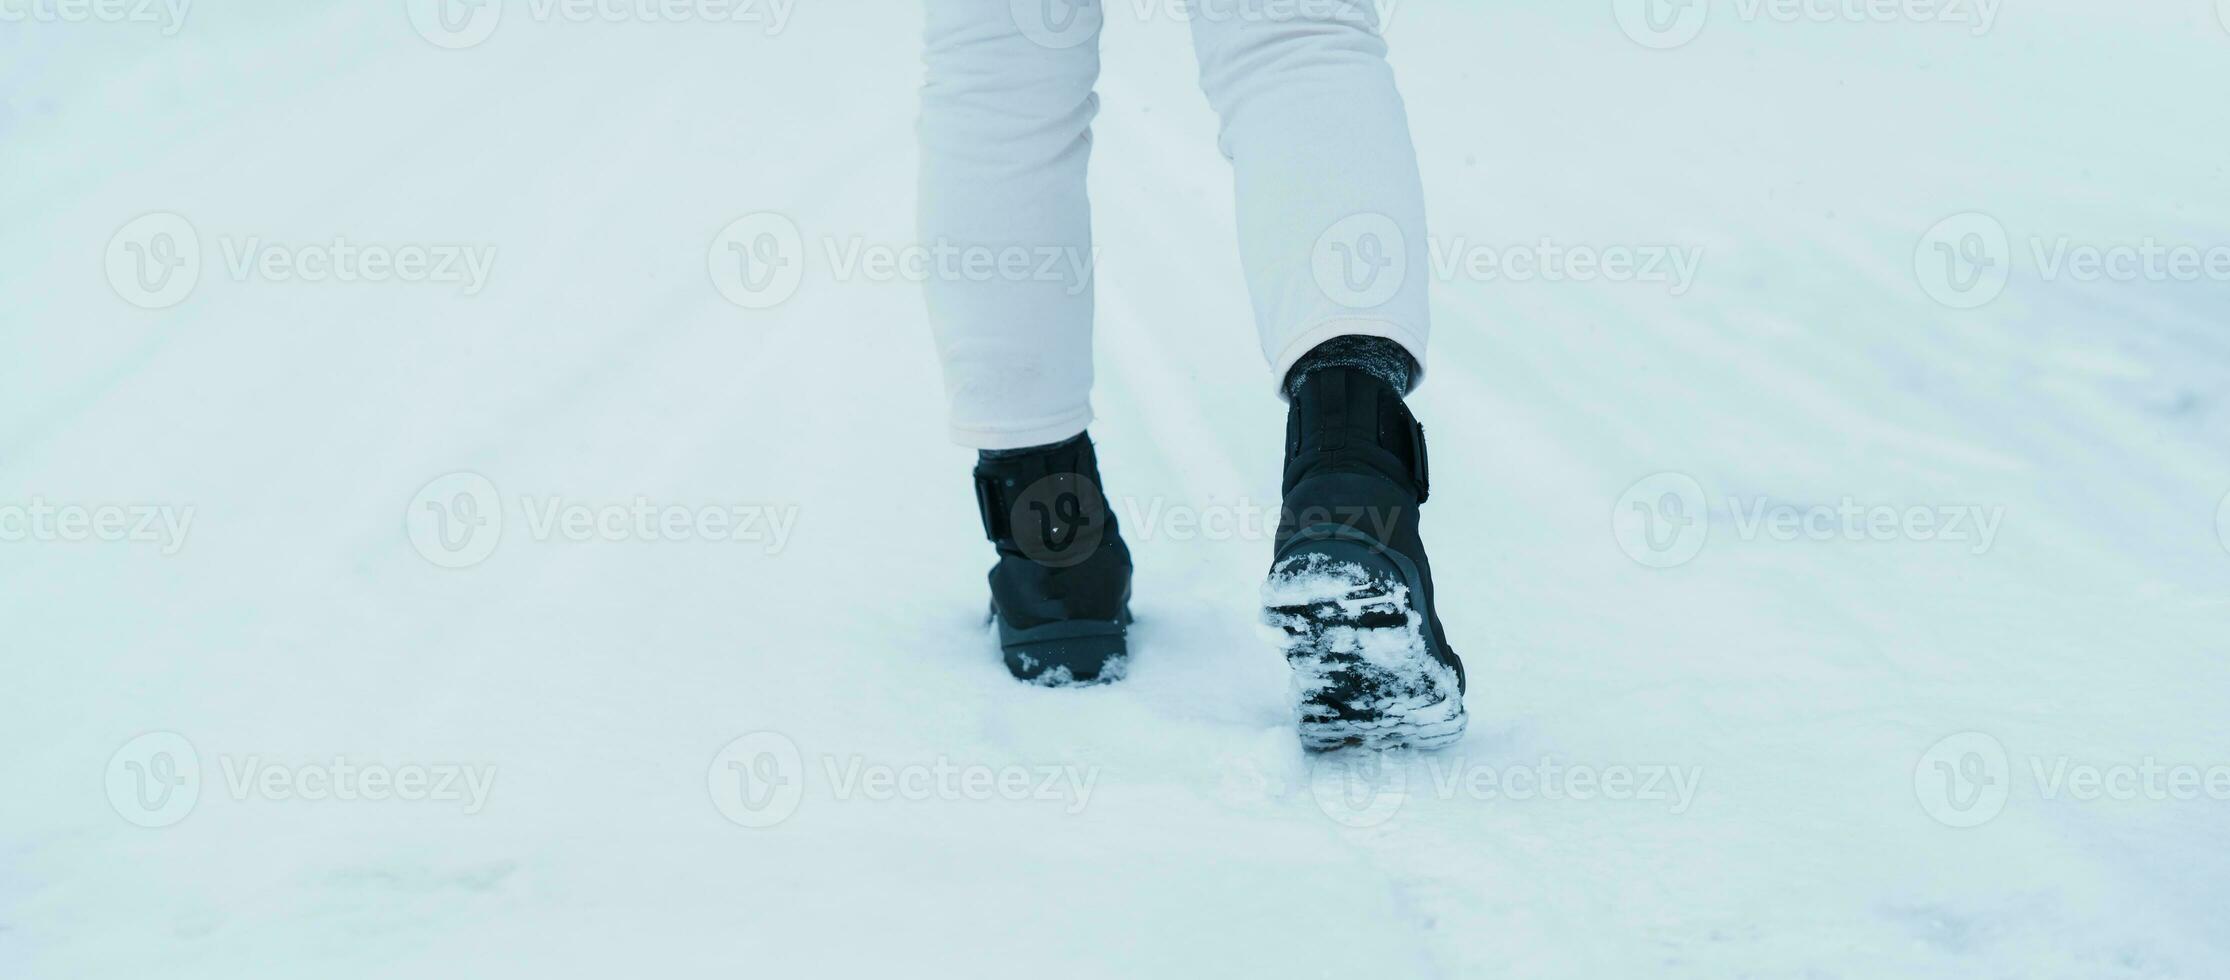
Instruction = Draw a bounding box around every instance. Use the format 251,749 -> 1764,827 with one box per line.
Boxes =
6,1 -> 2230,976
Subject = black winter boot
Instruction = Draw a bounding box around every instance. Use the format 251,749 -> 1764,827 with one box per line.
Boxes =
974,434 -> 1133,686
1262,368 -> 1467,750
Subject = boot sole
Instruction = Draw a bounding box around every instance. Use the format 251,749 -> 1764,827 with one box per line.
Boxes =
993,604 -> 1132,688
1262,528 -> 1467,752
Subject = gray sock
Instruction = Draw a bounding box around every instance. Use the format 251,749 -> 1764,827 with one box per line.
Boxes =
1283,335 -> 1417,400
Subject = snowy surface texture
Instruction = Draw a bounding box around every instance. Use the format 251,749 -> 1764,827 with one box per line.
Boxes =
5,2 -> 2230,977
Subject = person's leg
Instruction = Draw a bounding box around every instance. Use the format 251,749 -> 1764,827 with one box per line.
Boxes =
1186,0 -> 1432,395
1189,2 -> 1465,750
921,0 -> 1103,449
923,1 -> 1131,686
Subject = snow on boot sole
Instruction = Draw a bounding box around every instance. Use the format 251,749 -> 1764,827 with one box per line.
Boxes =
1262,532 -> 1466,751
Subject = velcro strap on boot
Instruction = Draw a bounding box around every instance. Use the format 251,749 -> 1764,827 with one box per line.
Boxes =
1405,413 -> 1431,505
1284,368 -> 1430,504
974,434 -> 1100,544
974,471 -> 1011,543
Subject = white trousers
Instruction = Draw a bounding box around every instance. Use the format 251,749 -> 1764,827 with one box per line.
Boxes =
920,0 -> 1432,449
